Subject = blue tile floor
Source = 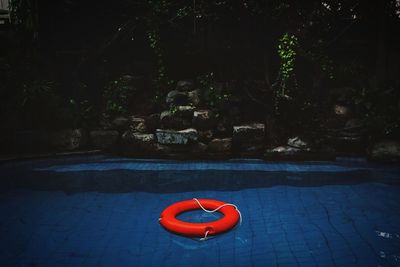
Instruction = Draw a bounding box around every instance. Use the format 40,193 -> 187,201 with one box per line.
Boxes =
1,183 -> 400,267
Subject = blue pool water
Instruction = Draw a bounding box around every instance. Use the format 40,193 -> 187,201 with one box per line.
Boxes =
0,156 -> 400,266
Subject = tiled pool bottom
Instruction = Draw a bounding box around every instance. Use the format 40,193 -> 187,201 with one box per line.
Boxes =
1,156 -> 400,267
1,184 -> 400,267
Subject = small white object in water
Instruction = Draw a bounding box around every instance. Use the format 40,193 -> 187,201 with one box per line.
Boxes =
376,231 -> 393,239
379,251 -> 386,258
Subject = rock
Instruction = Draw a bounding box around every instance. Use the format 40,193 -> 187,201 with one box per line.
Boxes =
233,123 -> 265,140
148,142 -> 206,155
112,116 -> 129,130
208,138 -> 232,153
145,113 -> 160,132
160,106 -> 195,129
287,136 -> 308,149
176,106 -> 195,118
369,140 -> 400,161
189,142 -> 207,154
166,90 -> 189,106
122,131 -> 155,144
198,130 -> 213,143
176,80 -> 194,91
193,110 -> 215,129
325,116 -> 366,153
160,106 -> 194,120
122,131 -> 156,152
90,130 -> 119,149
264,145 -> 335,160
333,104 -> 352,117
156,128 -> 198,145
166,89 -> 200,107
49,129 -> 87,151
215,120 -> 230,136
129,117 -> 147,133
160,115 -> 191,130
268,145 -> 301,154
187,90 -> 201,106
232,123 -> 265,151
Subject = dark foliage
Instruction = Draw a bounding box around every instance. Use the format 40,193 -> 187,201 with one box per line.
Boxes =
1,0 -> 399,140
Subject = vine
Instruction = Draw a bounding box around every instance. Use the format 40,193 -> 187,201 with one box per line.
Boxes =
271,33 -> 299,116
275,33 -> 298,98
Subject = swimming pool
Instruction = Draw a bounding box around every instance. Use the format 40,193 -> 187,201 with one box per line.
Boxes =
1,156 -> 399,266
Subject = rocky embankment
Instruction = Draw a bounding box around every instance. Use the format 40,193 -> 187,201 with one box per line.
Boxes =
2,80 -> 399,161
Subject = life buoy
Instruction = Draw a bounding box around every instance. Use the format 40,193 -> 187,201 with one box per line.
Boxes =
159,199 -> 240,238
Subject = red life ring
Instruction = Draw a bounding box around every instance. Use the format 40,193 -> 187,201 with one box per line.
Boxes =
159,199 -> 240,237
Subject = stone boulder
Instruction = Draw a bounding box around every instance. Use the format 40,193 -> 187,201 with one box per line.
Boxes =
145,113 -> 161,132
90,130 -> 119,149
232,123 -> 265,152
160,106 -> 195,130
369,140 -> 400,162
267,145 -> 302,154
175,106 -> 195,118
193,110 -> 215,129
198,130 -> 214,143
187,90 -> 201,106
161,106 -> 194,120
112,116 -> 129,130
264,145 -> 335,161
149,142 -> 207,156
160,115 -> 191,130
287,136 -> 309,149
208,138 -> 232,153
156,128 -> 198,145
264,145 -> 299,160
215,119 -> 231,136
166,90 -> 200,107
166,90 -> 189,106
193,142 -> 207,153
122,131 -> 155,145
129,116 -> 147,133
333,104 -> 353,117
176,80 -> 194,91
49,129 -> 87,151
122,131 -> 156,152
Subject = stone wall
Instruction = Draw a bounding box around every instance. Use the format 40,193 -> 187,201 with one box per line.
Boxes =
114,80 -> 267,158
3,80 -> 399,162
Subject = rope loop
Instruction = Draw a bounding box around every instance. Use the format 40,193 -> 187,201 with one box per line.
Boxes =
192,198 -> 242,241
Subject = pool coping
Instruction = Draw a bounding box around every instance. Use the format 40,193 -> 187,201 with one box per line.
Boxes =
0,150 -> 103,163
0,149 -> 372,165
1,148 -> 398,164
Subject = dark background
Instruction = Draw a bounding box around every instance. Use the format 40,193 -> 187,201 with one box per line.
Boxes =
1,0 -> 399,149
